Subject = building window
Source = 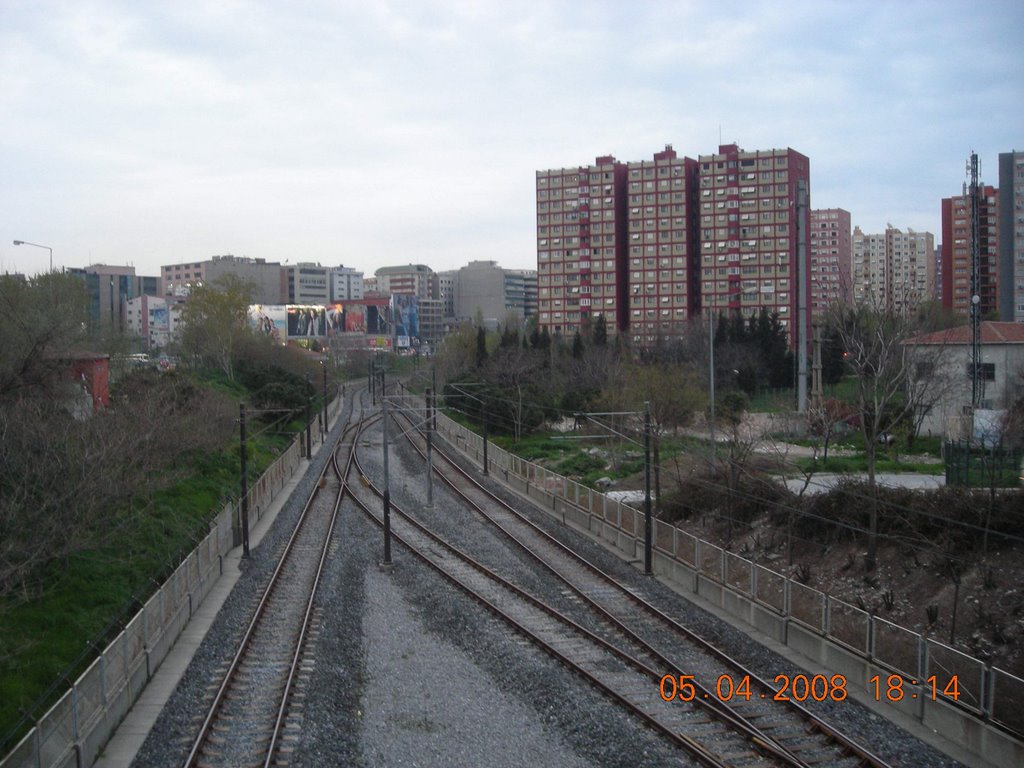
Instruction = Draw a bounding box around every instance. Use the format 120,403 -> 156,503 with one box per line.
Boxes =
966,363 -> 996,381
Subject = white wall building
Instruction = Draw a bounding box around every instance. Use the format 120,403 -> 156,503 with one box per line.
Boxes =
125,295 -> 183,349
906,321 -> 1024,436
331,266 -> 364,301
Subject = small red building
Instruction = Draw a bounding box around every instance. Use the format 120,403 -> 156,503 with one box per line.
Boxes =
66,353 -> 110,412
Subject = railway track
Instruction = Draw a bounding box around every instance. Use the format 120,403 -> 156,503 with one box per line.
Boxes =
376,389 -> 892,768
343,391 -> 837,767
182,409 -> 360,768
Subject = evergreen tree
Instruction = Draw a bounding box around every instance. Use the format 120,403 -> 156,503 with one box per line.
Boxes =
593,314 -> 608,347
475,326 -> 488,369
572,331 -> 584,359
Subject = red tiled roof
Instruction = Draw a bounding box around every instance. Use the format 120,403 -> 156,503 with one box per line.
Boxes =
906,321 -> 1024,345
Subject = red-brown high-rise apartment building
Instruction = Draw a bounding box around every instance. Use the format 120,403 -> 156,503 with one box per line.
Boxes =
697,144 -> 811,344
536,156 -> 628,337
625,146 -> 699,346
537,143 -> 811,346
809,208 -> 852,315
941,184 -> 999,317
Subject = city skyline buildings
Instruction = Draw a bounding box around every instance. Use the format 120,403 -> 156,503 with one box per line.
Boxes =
3,3 -> 1020,279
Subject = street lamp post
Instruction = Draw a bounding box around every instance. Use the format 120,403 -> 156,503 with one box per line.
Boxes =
13,240 -> 53,272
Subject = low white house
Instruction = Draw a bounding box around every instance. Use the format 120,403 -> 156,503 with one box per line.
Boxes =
905,321 -> 1024,438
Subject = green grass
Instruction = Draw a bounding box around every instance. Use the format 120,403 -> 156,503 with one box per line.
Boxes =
791,455 -> 945,475
0,429 -> 291,748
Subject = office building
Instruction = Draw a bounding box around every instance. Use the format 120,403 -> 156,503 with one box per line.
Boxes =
160,255 -> 283,304
283,263 -> 330,304
68,264 -> 158,332
125,295 -> 184,349
374,264 -> 438,300
454,260 -> 537,329
331,266 -> 364,302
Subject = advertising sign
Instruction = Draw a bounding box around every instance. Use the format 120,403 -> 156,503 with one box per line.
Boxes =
249,304 -> 287,342
392,294 -> 419,349
287,305 -> 326,338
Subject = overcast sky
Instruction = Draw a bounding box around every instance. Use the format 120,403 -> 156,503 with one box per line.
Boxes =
2,0 -> 1022,278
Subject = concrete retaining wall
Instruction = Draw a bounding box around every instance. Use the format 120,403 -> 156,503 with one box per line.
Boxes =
0,394 -> 343,768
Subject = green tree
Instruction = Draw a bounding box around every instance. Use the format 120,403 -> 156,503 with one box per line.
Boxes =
177,274 -> 257,381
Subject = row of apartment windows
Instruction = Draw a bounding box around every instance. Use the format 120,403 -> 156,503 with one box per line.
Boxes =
627,165 -> 686,179
700,156 -> 790,171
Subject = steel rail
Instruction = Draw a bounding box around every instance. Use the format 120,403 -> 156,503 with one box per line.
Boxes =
182,393 -> 360,768
388,395 -> 892,768
344,407 -> 806,768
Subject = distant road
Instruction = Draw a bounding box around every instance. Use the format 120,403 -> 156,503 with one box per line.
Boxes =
783,473 -> 945,494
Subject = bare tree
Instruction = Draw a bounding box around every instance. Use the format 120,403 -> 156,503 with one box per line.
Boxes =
0,273 -> 88,402
806,397 -> 855,461
0,372 -> 234,608
827,295 -> 952,570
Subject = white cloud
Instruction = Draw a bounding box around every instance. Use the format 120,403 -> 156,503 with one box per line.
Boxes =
2,0 -> 1022,276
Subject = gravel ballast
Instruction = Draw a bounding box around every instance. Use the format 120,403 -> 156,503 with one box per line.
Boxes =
131,391 -> 970,767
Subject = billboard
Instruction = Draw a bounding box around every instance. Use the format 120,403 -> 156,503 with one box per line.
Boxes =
249,304 -> 287,342
248,300 -> 397,344
365,302 -> 391,336
344,303 -> 366,333
287,305 -> 326,338
392,294 -> 419,349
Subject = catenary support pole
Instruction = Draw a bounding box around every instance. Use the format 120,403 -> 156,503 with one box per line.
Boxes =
382,396 -> 392,565
305,373 -> 312,460
644,401 -> 652,576
426,387 -> 434,508
240,403 -> 250,558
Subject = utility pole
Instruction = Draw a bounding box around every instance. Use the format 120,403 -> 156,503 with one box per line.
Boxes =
643,401 -> 652,576
425,387 -> 434,508
382,395 -> 392,565
369,355 -> 375,404
797,179 -> 809,414
431,366 -> 437,431
239,403 -> 250,558
322,360 -> 328,438
305,373 -> 312,460
481,400 -> 489,475
709,312 -> 716,454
